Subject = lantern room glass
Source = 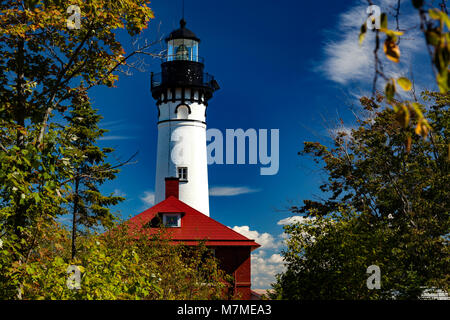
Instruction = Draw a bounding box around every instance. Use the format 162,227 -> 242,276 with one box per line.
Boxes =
167,39 -> 199,62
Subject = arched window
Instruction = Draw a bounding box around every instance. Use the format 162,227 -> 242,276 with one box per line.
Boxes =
175,104 -> 191,119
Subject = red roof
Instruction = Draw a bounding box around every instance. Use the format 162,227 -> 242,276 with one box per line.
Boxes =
127,196 -> 260,250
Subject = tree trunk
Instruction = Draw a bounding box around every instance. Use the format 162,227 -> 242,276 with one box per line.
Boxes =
11,37 -> 27,241
71,176 -> 80,260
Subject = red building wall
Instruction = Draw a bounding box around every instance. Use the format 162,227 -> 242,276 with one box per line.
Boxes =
215,246 -> 252,300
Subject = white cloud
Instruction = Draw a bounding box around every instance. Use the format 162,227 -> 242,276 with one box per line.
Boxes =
318,0 -> 427,90
317,2 -> 374,84
320,36 -> 373,85
140,191 -> 155,206
251,250 -> 286,289
209,186 -> 260,197
231,225 -> 280,250
231,225 -> 286,289
277,215 -> 316,226
98,119 -> 139,141
100,119 -> 127,128
268,253 -> 284,264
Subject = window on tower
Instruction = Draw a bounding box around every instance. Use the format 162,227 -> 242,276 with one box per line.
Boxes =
177,167 -> 188,182
176,104 -> 190,119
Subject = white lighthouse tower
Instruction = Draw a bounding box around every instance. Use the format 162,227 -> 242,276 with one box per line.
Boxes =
151,19 -> 219,216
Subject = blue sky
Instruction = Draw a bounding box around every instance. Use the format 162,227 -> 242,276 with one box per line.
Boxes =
86,0 -> 436,288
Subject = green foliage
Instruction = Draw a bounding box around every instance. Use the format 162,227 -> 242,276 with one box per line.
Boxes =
272,91 -> 449,300
272,208 -> 398,299
61,92 -> 124,258
2,219 -> 230,300
0,0 -> 154,230
0,0 -> 155,299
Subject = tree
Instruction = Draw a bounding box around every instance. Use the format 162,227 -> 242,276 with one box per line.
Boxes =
271,208 -> 398,299
62,92 -> 126,259
16,219 -> 231,300
360,0 -> 450,147
0,0 -> 156,298
272,91 -> 449,299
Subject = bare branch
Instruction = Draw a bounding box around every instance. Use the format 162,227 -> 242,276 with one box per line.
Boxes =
60,151 -> 139,185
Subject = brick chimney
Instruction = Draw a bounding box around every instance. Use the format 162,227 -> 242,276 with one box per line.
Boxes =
165,177 -> 179,199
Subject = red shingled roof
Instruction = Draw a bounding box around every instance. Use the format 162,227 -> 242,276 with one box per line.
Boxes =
127,196 -> 260,250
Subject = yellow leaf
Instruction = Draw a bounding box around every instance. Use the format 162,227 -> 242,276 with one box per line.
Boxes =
411,102 -> 424,119
385,79 -> 396,101
397,77 -> 412,91
415,120 -> 430,138
395,104 -> 410,128
443,14 -> 450,30
429,9 -> 442,20
359,24 -> 367,46
436,70 -> 449,93
384,39 -> 400,63
359,33 -> 365,46
415,123 -> 423,136
379,28 -> 404,36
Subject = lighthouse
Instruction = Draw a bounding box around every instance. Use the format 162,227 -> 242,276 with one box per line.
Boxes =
151,19 -> 219,216
129,18 -> 259,299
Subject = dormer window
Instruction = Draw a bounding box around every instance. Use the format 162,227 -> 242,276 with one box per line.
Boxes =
177,167 -> 188,182
163,213 -> 181,228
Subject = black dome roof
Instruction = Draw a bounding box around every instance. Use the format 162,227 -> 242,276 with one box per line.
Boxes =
165,19 -> 200,42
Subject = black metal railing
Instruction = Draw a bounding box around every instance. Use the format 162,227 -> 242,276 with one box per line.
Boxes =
151,72 -> 162,88
151,72 -> 218,91
165,54 -> 205,63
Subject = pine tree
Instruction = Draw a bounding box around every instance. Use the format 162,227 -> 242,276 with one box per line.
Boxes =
63,92 -> 125,259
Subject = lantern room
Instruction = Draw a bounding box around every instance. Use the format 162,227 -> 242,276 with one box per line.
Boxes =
150,19 -> 219,105
166,19 -> 200,62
